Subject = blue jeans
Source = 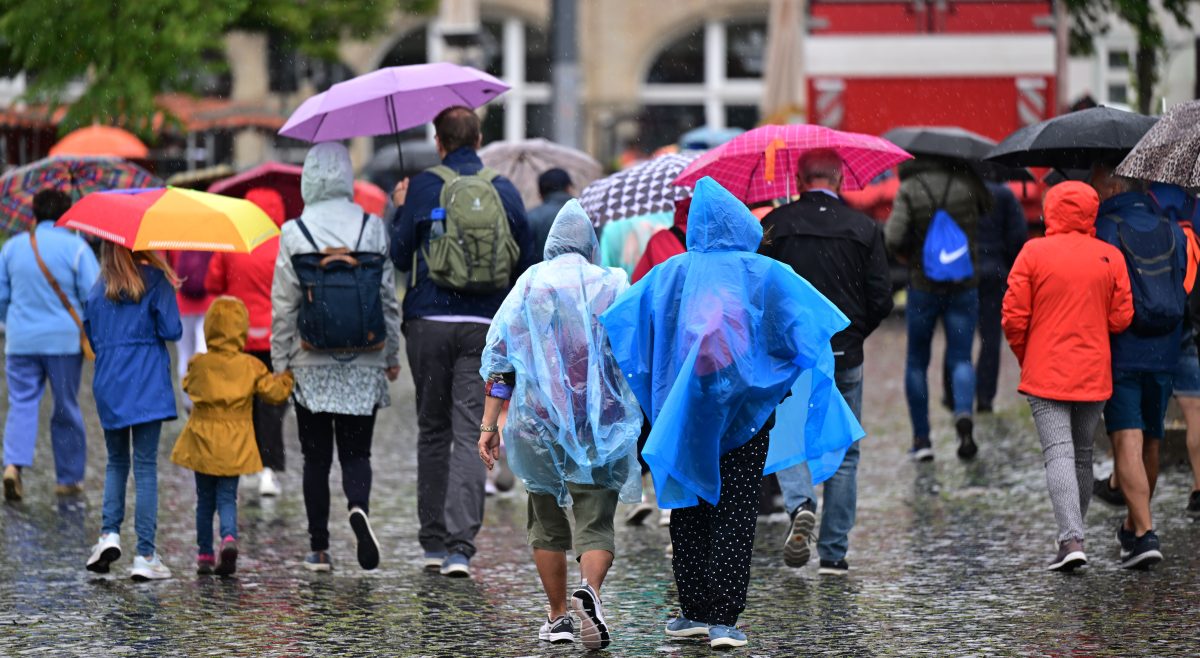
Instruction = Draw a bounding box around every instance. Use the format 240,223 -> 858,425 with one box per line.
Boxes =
101,422 -> 162,557
776,365 -> 864,563
905,287 -> 978,439
3,354 -> 87,484
195,473 -> 239,555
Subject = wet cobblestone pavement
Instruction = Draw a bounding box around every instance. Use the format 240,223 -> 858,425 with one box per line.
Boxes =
2,317 -> 1199,656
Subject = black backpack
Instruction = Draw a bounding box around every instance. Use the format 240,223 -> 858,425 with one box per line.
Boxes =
1108,214 -> 1186,337
291,213 -> 387,354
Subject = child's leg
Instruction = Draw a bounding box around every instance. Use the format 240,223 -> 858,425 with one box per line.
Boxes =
194,473 -> 217,555
527,491 -> 573,618
101,427 -> 132,536
216,476 -> 239,541
129,422 -> 162,557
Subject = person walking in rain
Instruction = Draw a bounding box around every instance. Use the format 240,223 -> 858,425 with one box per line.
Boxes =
1001,181 -> 1132,572
601,177 -> 856,650
477,200 -> 641,650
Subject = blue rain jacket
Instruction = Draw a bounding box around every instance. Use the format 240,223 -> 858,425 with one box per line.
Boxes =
600,177 -> 862,509
84,265 -> 182,430
481,199 -> 642,506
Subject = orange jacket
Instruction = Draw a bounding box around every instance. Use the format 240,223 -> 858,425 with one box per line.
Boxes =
1002,182 -> 1133,402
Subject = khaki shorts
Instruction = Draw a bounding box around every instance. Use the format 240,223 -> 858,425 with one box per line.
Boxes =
527,483 -> 619,558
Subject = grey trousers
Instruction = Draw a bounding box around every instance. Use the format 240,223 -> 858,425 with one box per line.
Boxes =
1027,396 -> 1105,543
405,319 -> 488,558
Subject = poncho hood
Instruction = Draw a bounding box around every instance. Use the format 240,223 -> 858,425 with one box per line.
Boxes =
686,177 -> 763,253
301,142 -> 355,206
204,296 -> 248,353
544,199 -> 600,263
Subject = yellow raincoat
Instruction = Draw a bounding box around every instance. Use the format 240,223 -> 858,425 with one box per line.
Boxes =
171,297 -> 294,477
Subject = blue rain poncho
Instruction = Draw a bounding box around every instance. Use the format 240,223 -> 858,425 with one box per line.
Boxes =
480,199 -> 643,506
600,177 -> 864,509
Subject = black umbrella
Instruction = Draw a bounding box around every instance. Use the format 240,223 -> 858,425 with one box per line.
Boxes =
985,106 -> 1158,170
884,126 -> 1032,182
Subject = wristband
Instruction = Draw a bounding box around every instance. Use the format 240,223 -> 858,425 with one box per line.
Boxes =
480,423 -> 499,432
485,380 -> 513,400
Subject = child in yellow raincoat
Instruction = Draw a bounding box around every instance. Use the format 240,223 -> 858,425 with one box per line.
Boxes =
171,296 -> 293,576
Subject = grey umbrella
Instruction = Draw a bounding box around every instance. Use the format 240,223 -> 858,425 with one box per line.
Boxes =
884,126 -> 1031,181
1116,100 -> 1200,187
478,138 -> 603,208
986,106 -> 1158,170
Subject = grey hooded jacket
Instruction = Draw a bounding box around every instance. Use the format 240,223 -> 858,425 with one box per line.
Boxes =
270,143 -> 402,372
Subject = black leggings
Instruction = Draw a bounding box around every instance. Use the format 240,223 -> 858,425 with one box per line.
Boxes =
296,404 -> 376,552
669,431 -> 770,627
248,351 -> 287,471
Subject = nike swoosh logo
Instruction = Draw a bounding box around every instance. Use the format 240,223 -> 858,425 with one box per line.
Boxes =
938,246 -> 969,264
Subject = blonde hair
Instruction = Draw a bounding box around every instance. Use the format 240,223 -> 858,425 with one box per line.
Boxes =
101,243 -> 180,302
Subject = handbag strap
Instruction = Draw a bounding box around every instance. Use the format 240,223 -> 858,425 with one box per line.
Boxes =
29,229 -> 93,357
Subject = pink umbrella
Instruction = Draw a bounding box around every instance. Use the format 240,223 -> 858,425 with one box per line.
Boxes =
209,162 -> 388,218
279,63 -> 509,170
672,124 -> 913,203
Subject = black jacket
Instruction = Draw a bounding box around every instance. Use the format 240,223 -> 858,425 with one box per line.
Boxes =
760,192 -> 894,369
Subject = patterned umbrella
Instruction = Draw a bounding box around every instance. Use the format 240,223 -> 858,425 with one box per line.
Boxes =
479,138 -> 603,208
0,156 -> 161,235
672,124 -> 913,204
1116,100 -> 1200,187
579,152 -> 701,228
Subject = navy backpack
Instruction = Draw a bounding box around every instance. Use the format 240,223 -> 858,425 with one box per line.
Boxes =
291,213 -> 387,354
919,179 -> 974,283
1108,214 -> 1186,337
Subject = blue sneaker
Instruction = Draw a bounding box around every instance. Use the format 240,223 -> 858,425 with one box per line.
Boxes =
422,550 -> 447,571
303,551 -> 332,572
665,616 -> 709,638
440,552 -> 470,578
709,625 -> 747,649
1116,523 -> 1136,560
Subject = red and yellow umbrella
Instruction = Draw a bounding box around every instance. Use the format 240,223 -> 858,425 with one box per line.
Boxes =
57,187 -> 279,252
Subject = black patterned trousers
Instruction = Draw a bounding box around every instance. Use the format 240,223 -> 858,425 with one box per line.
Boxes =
669,431 -> 770,627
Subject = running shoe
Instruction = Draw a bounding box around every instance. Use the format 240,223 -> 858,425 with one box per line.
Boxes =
570,580 -> 611,650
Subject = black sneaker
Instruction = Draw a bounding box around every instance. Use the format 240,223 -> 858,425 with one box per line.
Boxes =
349,507 -> 380,570
1047,539 -> 1087,572
818,559 -> 849,576
538,614 -> 574,644
909,437 -> 934,462
1186,490 -> 1200,518
570,580 -> 610,650
1119,530 -> 1163,570
1094,477 -> 1126,507
976,401 -> 994,414
955,416 -> 977,460
1116,523 -> 1136,560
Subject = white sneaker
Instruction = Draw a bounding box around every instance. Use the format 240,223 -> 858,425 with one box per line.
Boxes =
130,554 -> 172,581
623,501 -> 655,526
86,533 -> 122,573
659,508 -> 671,527
258,468 -> 281,497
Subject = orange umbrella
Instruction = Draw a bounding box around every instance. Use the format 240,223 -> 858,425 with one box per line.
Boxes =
50,125 -> 149,159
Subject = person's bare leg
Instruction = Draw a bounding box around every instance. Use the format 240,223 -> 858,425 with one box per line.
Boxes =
1177,396 -> 1200,491
1113,429 -> 1152,534
1143,438 -> 1160,500
579,549 -> 614,592
534,548 -> 569,618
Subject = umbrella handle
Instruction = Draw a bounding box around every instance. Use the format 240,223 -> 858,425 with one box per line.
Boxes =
386,97 -> 406,175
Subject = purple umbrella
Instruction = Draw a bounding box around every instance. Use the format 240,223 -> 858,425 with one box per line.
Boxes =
279,63 -> 509,169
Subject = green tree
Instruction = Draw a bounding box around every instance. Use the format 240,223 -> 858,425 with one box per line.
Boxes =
1064,0 -> 1197,114
0,0 -> 435,136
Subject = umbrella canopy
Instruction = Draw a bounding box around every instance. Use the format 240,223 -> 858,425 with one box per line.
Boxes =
884,126 -> 1033,182
1116,100 -> 1200,187
58,187 -> 279,253
985,106 -> 1158,170
579,151 -> 702,228
0,156 -> 162,234
165,164 -> 236,190
478,138 -> 603,208
49,125 -> 149,159
208,161 -> 388,218
279,63 -> 510,143
673,124 -> 913,203
678,126 -> 745,151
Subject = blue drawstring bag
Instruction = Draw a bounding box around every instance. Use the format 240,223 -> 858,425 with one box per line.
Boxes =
920,180 -> 973,282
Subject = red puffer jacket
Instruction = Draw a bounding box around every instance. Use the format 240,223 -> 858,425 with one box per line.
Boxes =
1002,181 -> 1133,401
205,188 -> 285,353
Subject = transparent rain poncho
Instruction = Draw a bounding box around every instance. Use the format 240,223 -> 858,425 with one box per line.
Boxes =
480,199 -> 642,506
600,177 -> 864,509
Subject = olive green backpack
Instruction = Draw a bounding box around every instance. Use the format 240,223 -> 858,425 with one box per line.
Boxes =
420,165 -> 520,293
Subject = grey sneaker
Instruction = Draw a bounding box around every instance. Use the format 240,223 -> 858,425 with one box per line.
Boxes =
624,501 -> 656,526
570,580 -> 610,650
538,614 -> 574,644
665,616 -> 709,638
1047,538 -> 1087,572
783,506 -> 816,568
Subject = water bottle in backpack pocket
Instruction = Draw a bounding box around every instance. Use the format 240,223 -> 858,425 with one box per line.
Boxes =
423,165 -> 520,293
919,180 -> 973,283
1110,214 -> 1186,337
291,213 -> 388,354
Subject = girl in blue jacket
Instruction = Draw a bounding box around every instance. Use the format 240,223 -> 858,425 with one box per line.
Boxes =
83,243 -> 182,581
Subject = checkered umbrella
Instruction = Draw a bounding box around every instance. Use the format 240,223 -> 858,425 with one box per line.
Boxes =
672,124 -> 913,204
579,151 -> 701,228
0,156 -> 162,235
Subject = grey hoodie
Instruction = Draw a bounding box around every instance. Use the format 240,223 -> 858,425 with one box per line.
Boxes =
270,143 -> 402,372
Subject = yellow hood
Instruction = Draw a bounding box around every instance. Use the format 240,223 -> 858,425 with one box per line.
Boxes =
204,296 -> 249,353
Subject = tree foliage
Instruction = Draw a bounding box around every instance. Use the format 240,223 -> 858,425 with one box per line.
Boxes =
1064,0 -> 1197,114
0,0 -> 435,136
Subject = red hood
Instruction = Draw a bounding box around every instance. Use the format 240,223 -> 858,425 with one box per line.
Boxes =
673,197 -> 691,231
1043,181 -> 1098,238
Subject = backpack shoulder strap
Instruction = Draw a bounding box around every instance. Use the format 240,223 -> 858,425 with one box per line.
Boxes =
294,219 -> 320,251
913,177 -> 938,209
429,165 -> 458,184
355,212 -> 369,250
476,167 -> 500,183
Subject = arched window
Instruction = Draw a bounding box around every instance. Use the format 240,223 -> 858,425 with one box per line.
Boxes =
638,19 -> 766,151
